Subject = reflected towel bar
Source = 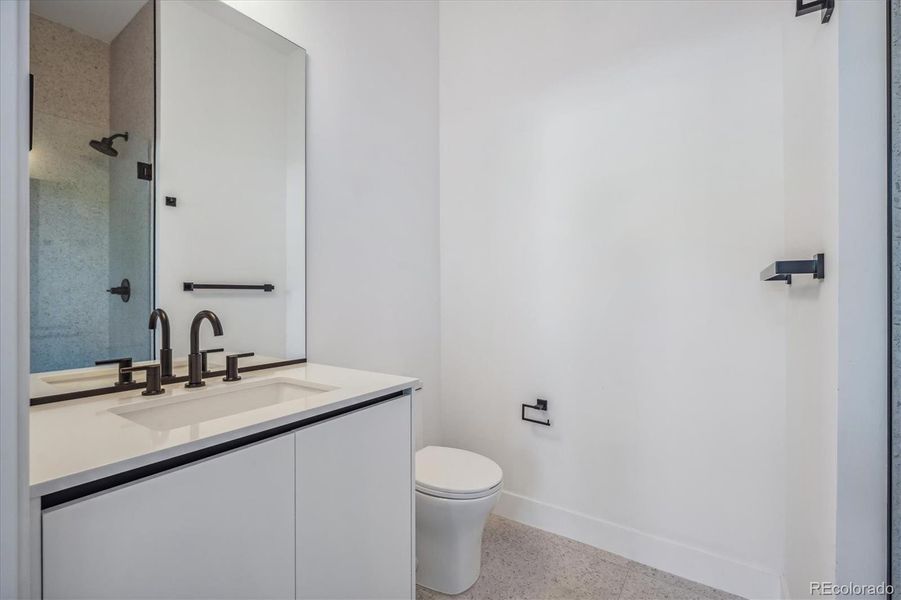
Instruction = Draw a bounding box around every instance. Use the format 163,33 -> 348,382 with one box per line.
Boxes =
760,253 -> 825,285
183,282 -> 275,292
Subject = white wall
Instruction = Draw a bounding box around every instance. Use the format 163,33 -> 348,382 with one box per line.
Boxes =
158,0 -> 305,359
225,0 -> 441,445
781,2 -> 888,597
439,2 -> 790,597
0,1 -> 30,597
781,8 -> 839,598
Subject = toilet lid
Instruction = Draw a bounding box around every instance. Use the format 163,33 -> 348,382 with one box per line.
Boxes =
415,446 -> 503,497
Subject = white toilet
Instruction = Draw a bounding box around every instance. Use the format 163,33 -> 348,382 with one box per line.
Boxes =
415,446 -> 503,595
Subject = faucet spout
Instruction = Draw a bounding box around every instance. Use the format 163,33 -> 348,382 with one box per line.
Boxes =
148,308 -> 171,349
187,310 -> 224,388
189,310 -> 224,355
149,308 -> 173,378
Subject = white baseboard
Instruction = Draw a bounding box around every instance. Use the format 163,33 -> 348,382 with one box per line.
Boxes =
494,490 -> 783,600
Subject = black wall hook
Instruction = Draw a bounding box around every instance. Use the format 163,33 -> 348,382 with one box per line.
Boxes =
522,399 -> 551,426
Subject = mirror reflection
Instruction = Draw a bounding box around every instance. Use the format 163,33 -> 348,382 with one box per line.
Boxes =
30,0 -> 154,373
29,0 -> 307,399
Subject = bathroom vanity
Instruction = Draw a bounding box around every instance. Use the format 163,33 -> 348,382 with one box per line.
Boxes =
30,362 -> 418,599
23,2 -> 416,597
28,0 -> 307,390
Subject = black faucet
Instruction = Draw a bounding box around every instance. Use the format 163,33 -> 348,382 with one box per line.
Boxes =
148,308 -> 173,378
186,310 -> 224,388
122,364 -> 165,396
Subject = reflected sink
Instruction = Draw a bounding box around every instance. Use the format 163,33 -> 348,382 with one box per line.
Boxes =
42,368 -> 140,386
110,377 -> 337,431
41,358 -> 192,387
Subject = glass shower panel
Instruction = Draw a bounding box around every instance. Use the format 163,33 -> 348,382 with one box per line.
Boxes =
108,131 -> 153,362
30,112 -> 111,372
29,117 -> 153,372
29,1 -> 155,376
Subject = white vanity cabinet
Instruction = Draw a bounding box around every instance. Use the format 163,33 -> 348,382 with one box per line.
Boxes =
42,434 -> 296,599
295,395 -> 413,599
39,393 -> 414,600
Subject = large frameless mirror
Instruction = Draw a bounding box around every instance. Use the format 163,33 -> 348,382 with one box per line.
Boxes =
29,0 -> 306,401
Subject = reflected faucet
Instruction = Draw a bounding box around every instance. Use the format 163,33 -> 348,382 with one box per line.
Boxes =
148,308 -> 173,378
186,310 -> 224,388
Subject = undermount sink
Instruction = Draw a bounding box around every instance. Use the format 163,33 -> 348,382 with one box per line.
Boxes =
110,377 -> 337,431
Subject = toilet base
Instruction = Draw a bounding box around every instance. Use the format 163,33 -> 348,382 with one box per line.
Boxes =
415,489 -> 500,595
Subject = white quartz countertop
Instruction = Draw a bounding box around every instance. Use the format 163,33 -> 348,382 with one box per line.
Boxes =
30,362 -> 419,497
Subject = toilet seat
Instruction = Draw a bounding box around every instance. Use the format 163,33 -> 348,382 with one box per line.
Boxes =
416,480 -> 503,500
415,446 -> 503,500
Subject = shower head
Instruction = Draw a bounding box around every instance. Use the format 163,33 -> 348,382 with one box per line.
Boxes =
89,132 -> 128,157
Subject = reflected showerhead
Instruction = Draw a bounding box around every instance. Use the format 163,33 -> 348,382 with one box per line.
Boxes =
89,132 -> 128,157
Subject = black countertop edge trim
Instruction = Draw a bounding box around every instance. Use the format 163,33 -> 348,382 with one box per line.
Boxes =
40,389 -> 406,510
30,358 -> 308,406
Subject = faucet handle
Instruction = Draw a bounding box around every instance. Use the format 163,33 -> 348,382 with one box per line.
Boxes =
121,364 -> 165,396
95,357 -> 134,386
200,348 -> 225,373
224,353 -> 255,382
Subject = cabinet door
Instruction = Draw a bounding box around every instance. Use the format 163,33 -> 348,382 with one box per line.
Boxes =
295,395 -> 413,599
43,435 -> 295,599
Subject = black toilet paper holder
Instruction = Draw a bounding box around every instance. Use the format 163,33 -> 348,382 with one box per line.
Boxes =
522,399 -> 551,426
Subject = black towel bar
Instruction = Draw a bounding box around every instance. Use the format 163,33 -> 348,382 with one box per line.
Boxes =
183,282 -> 274,292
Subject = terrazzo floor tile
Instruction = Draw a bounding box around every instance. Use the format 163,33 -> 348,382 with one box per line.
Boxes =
626,563 -> 744,600
618,572 -> 705,600
416,515 -> 744,600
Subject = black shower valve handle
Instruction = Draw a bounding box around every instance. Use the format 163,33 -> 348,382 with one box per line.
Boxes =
106,278 -> 131,302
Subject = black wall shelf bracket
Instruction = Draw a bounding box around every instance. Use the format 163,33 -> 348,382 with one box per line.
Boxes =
183,282 -> 275,292
795,0 -> 834,23
760,253 -> 825,285
522,399 -> 551,426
